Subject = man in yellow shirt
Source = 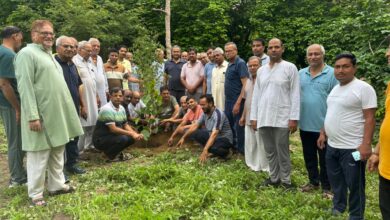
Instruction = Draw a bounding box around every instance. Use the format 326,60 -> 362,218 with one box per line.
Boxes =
368,46 -> 390,219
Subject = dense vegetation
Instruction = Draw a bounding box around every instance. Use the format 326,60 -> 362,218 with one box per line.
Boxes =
0,0 -> 389,116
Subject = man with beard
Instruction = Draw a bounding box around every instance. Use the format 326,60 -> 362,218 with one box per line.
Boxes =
176,95 -> 233,163
15,20 -> 82,206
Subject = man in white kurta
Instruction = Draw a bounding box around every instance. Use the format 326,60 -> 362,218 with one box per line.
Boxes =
15,20 -> 83,205
72,41 -> 99,152
89,38 -> 108,106
211,47 -> 227,111
240,56 -> 269,172
250,38 -> 300,188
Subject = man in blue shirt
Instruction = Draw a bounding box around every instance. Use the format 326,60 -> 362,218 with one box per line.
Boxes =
224,42 -> 249,154
0,26 -> 27,187
204,47 -> 215,95
299,44 -> 338,196
164,45 -> 186,103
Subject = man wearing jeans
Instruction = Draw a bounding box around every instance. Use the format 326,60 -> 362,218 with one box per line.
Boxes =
318,53 -> 377,219
176,95 -> 233,163
0,26 -> 27,187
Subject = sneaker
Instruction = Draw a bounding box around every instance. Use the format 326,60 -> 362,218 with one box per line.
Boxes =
9,180 -> 27,188
261,178 -> 281,187
66,165 -> 86,175
300,183 -> 319,192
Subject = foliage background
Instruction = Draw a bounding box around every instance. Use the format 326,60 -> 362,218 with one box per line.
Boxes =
0,0 -> 389,115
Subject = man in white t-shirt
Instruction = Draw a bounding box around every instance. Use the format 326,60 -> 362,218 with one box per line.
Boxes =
317,53 -> 377,219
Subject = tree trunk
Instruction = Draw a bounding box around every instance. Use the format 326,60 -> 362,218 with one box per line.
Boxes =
165,0 -> 171,60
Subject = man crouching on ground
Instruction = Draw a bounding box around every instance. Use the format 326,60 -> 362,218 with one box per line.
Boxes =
176,95 -> 233,163
93,87 -> 144,162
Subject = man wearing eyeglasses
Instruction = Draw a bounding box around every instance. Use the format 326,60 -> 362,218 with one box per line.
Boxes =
72,41 -> 99,154
15,20 -> 82,206
54,36 -> 86,175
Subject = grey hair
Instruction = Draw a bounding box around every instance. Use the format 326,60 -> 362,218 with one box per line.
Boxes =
306,44 -> 325,56
78,40 -> 90,49
248,56 -> 261,63
172,45 -> 181,51
224,42 -> 237,49
213,47 -> 224,55
56,35 -> 68,47
88,38 -> 100,44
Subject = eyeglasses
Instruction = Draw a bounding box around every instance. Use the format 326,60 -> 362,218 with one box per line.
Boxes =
62,44 -> 75,49
37,31 -> 55,37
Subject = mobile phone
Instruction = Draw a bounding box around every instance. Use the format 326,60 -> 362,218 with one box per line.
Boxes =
352,151 -> 361,161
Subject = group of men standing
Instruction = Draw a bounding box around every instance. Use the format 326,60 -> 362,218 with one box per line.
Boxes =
0,18 -> 389,219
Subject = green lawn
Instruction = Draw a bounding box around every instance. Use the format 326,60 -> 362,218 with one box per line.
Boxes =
0,121 -> 382,220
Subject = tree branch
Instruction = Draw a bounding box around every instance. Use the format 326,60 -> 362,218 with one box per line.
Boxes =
152,8 -> 166,13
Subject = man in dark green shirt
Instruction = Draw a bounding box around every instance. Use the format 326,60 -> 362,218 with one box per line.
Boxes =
0,26 -> 27,187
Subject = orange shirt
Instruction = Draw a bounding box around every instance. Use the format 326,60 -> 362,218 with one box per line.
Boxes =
379,82 -> 390,179
182,105 -> 203,124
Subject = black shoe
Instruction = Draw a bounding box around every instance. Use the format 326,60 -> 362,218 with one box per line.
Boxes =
66,165 -> 86,175
280,183 -> 295,190
261,178 -> 281,187
64,174 -> 70,184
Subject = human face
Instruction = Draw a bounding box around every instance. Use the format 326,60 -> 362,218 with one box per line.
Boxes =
118,47 -> 127,59
131,93 -> 141,105
248,59 -> 260,76
171,48 -> 181,60
188,98 -> 197,111
188,51 -> 197,63
207,49 -> 214,62
32,24 -> 55,49
334,58 -> 357,85
123,90 -> 132,105
386,49 -> 390,65
79,44 -> 92,60
110,91 -> 123,108
180,98 -> 188,110
109,52 -> 119,64
126,52 -> 133,61
90,41 -> 100,56
252,41 -> 265,57
161,90 -> 170,101
267,39 -> 284,62
12,32 -> 23,51
200,53 -> 209,65
181,51 -> 188,61
214,52 -> 224,65
56,38 -> 75,61
199,98 -> 211,114
306,45 -> 324,68
70,38 -> 78,56
224,44 -> 237,61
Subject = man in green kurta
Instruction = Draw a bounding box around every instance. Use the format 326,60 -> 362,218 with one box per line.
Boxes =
14,20 -> 83,206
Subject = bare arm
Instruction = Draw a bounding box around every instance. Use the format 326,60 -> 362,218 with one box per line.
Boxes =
177,122 -> 200,147
358,108 -> 376,160
199,129 -> 219,163
233,77 -> 247,115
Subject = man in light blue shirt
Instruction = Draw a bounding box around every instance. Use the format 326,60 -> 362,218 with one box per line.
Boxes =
252,38 -> 269,66
299,44 -> 338,196
204,47 -> 215,95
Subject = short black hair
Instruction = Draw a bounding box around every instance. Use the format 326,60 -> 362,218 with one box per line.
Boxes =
1,26 -> 21,39
186,96 -> 196,102
188,47 -> 197,53
118,45 -> 127,51
108,48 -> 118,54
160,85 -> 169,93
335,53 -> 357,65
199,94 -> 214,105
109,87 -> 122,95
252,38 -> 266,46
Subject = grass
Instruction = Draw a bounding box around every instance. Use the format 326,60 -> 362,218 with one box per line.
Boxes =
0,121 -> 382,220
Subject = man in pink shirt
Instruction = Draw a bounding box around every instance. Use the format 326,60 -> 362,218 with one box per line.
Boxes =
168,96 -> 203,146
180,48 -> 205,101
